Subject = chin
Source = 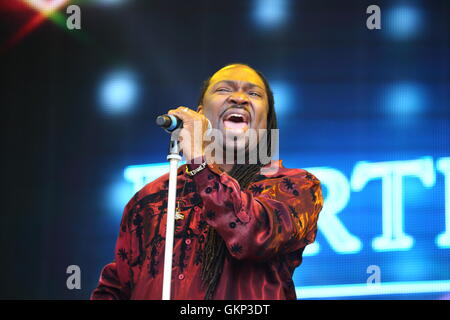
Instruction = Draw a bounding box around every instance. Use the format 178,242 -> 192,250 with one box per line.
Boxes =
222,137 -> 252,164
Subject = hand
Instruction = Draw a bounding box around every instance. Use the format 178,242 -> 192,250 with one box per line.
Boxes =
168,106 -> 210,162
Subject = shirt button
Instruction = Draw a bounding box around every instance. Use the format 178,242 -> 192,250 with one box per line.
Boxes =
185,239 -> 191,245
178,274 -> 185,280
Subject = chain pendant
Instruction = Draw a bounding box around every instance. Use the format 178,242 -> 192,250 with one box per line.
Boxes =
175,206 -> 184,220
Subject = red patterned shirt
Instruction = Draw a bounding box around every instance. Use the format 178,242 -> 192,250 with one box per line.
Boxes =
91,160 -> 323,300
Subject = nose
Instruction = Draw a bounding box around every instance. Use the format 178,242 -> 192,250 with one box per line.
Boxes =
228,91 -> 249,106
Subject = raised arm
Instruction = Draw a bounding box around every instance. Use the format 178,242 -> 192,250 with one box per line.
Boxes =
191,163 -> 323,261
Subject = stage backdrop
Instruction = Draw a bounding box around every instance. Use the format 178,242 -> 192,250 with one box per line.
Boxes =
0,0 -> 449,299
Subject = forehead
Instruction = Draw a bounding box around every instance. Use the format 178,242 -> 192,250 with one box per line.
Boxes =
209,65 -> 266,90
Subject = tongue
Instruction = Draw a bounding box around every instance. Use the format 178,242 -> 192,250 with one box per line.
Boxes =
224,120 -> 248,130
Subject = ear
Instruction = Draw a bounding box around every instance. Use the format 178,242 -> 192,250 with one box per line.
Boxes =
197,105 -> 204,114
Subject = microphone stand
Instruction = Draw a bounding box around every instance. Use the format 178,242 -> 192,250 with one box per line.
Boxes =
162,131 -> 182,300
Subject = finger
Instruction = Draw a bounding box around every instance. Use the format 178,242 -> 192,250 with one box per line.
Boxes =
168,107 -> 186,119
168,106 -> 187,114
170,110 -> 192,124
169,106 -> 194,118
180,106 -> 205,117
178,107 -> 204,120
175,106 -> 190,113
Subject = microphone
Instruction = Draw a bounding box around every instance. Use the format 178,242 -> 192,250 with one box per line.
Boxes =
156,114 -> 182,132
156,114 -> 212,133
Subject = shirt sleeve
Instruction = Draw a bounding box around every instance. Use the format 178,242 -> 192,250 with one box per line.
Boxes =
90,195 -> 138,300
190,162 -> 323,261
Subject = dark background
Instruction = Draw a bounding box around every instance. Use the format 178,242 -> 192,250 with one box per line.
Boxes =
1,0 -> 449,299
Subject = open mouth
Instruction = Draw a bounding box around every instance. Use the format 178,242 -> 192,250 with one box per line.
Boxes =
222,112 -> 250,131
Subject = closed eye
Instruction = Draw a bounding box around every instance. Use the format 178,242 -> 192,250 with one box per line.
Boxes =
216,88 -> 232,92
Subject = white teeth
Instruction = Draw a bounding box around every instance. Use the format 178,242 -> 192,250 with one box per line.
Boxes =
226,114 -> 246,121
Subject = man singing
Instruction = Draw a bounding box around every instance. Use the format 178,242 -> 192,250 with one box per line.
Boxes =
91,63 -> 323,300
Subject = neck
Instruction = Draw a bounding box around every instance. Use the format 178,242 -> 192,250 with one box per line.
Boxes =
205,145 -> 261,174
204,153 -> 233,173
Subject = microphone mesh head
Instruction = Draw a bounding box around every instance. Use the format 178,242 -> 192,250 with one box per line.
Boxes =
156,115 -> 168,127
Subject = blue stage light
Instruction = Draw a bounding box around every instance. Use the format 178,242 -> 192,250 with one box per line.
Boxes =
95,0 -> 128,5
252,0 -> 288,29
99,70 -> 139,116
386,4 -> 423,40
270,80 -> 294,121
384,82 -> 425,116
105,179 -> 134,218
296,280 -> 450,299
124,162 -> 186,192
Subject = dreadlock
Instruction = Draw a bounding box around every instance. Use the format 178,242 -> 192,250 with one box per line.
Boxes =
197,63 -> 278,299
